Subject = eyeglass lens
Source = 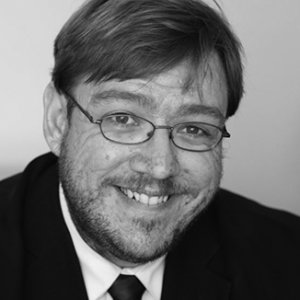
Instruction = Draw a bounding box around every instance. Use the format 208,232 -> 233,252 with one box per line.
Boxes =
100,114 -> 223,151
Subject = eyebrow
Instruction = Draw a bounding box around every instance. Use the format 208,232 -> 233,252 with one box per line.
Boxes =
91,89 -> 225,121
175,104 -> 225,122
91,90 -> 157,111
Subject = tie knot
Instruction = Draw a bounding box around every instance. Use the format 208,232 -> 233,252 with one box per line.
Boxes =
108,275 -> 145,300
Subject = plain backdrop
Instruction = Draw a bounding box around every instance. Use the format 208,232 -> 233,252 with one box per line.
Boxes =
0,1 -> 299,214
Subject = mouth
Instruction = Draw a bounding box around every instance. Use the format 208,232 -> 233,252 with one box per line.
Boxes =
119,187 -> 170,206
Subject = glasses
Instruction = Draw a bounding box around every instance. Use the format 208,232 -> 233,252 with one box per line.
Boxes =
65,93 -> 230,152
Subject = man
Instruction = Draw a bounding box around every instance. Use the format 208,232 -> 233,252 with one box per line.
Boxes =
1,0 -> 300,299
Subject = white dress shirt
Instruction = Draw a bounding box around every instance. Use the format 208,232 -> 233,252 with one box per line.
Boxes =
59,185 -> 165,300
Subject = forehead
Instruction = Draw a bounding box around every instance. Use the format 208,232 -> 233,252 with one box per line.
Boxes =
74,55 -> 228,119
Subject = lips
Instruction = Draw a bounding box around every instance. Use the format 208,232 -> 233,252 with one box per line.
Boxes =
120,187 -> 169,206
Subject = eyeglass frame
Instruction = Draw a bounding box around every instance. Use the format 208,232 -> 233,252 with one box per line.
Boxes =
63,91 -> 230,152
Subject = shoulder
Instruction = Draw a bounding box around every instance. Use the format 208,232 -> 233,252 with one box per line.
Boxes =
214,189 -> 300,235
0,174 -> 22,210
0,153 -> 58,210
0,173 -> 22,195
212,189 -> 300,281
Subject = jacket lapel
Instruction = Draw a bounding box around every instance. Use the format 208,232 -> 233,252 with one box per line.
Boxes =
161,200 -> 231,300
23,157 -> 89,300
3,153 -> 88,300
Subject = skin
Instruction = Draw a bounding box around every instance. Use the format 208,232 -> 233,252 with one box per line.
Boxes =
43,56 -> 228,268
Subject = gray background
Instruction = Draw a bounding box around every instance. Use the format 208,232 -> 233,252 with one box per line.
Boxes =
0,0 -> 299,214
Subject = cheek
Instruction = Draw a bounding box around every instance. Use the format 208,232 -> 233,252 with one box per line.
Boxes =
64,126 -> 133,179
182,146 -> 223,184
176,147 -> 222,220
206,146 -> 223,178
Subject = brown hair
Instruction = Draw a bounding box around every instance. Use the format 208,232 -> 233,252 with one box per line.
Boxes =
52,0 -> 243,117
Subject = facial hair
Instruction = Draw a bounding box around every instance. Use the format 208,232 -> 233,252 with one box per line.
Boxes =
58,137 -> 223,265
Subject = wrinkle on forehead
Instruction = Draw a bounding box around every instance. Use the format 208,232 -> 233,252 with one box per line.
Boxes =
74,53 -> 228,117
147,54 -> 227,101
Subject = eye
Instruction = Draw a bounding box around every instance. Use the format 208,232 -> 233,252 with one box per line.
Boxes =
179,124 -> 210,137
104,113 -> 140,128
114,115 -> 135,125
185,126 -> 204,135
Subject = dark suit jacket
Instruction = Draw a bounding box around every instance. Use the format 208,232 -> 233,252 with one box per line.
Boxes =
1,153 -> 300,300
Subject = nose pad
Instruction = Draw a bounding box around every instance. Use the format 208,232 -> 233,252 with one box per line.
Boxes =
129,130 -> 180,179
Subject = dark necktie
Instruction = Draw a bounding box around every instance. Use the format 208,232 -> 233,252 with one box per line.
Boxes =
108,274 -> 145,300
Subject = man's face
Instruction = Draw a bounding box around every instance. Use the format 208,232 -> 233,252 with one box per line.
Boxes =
59,57 -> 228,267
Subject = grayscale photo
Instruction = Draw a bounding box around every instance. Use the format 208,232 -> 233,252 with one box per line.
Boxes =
1,1 -> 300,299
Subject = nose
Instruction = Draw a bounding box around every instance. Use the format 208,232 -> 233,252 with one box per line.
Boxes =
129,129 -> 180,179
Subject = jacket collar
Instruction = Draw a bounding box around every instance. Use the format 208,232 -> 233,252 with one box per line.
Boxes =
2,153 -> 88,300
23,155 -> 89,300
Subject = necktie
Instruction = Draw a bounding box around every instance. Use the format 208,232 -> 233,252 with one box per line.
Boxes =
108,274 -> 145,300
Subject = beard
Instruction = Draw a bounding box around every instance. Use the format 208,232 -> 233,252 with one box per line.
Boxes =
58,137 -> 222,266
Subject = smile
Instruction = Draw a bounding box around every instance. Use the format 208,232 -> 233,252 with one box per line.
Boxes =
120,187 -> 169,206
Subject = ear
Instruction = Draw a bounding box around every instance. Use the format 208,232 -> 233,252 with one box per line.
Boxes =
43,82 -> 69,156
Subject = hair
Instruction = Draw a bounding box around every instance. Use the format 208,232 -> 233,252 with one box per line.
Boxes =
52,0 -> 244,118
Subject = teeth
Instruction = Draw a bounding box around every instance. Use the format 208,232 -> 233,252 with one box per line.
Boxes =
120,188 -> 169,206
140,194 -> 148,204
149,196 -> 159,205
134,192 -> 140,201
127,189 -> 133,199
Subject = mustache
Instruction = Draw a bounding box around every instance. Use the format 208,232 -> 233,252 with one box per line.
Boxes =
102,174 -> 198,196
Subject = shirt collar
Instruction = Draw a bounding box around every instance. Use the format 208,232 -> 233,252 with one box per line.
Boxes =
59,185 -> 165,300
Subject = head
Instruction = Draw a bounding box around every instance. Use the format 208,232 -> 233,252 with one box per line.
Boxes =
43,0 -> 243,267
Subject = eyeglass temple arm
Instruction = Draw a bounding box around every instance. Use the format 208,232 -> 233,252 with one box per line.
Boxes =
222,127 -> 230,138
64,92 -> 96,123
